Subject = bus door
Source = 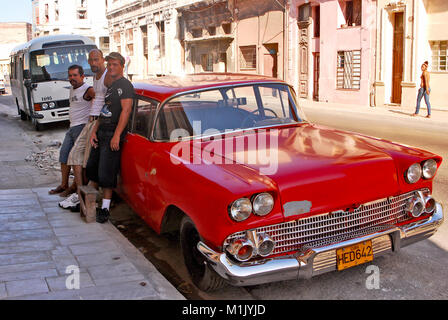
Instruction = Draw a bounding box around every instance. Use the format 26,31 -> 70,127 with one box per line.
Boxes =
17,54 -> 28,113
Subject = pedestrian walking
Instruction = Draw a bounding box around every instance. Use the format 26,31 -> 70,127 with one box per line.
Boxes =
412,61 -> 432,118
86,52 -> 134,223
58,50 -> 110,211
49,65 -> 94,197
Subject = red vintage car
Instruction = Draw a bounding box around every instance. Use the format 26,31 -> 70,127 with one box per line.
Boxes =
118,73 -> 444,291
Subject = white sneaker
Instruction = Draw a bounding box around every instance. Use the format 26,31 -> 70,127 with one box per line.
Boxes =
58,193 -> 80,209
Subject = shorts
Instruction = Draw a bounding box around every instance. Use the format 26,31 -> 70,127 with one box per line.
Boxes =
59,124 -> 86,164
67,120 -> 97,167
85,129 -> 125,189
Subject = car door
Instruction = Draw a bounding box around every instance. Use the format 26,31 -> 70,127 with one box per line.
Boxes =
120,96 -> 158,222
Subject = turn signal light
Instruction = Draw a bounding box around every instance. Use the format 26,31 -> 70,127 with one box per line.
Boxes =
226,238 -> 254,262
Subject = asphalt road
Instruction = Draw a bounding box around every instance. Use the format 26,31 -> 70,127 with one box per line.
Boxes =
1,88 -> 447,300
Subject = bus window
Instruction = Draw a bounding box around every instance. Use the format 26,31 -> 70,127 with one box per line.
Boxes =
29,44 -> 95,82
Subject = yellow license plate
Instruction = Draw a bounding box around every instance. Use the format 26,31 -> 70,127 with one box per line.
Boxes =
336,240 -> 373,271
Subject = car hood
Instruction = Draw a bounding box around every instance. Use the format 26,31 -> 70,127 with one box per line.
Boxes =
200,123 -> 401,218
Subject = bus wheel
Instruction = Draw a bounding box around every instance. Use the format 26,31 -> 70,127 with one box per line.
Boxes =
19,110 -> 27,121
32,118 -> 43,131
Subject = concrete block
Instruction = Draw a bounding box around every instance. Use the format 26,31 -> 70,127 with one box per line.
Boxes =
79,185 -> 98,223
0,189 -> 34,196
0,199 -> 40,207
0,283 -> 6,299
0,220 -> 51,232
48,217 -> 85,228
58,232 -> 110,246
14,280 -> 160,300
0,228 -> 54,243
69,240 -> 119,256
0,268 -> 58,282
0,211 -> 46,223
41,206 -> 67,215
0,239 -> 56,255
0,252 -> 50,267
0,261 -> 56,274
88,262 -> 145,286
76,251 -> 128,268
6,278 -> 49,297
53,224 -> 103,237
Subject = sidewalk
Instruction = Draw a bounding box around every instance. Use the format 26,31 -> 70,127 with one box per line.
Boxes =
0,187 -> 185,300
299,99 -> 448,128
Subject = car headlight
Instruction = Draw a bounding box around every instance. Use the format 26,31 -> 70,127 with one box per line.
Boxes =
252,193 -> 274,216
229,198 -> 252,222
422,159 -> 437,179
49,102 -> 56,108
405,163 -> 422,184
41,103 -> 49,110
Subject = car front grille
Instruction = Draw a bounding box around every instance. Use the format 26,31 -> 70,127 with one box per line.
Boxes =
224,190 -> 421,256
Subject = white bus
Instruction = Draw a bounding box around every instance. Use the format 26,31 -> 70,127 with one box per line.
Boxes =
9,34 -> 97,130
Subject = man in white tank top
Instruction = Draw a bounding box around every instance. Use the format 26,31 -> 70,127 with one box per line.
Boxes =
58,50 -> 110,211
49,65 -> 94,198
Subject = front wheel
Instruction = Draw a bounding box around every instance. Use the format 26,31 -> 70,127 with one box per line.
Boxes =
180,216 -> 226,292
31,117 -> 43,131
19,110 -> 27,121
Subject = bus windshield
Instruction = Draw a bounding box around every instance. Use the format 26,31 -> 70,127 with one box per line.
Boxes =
30,45 -> 96,82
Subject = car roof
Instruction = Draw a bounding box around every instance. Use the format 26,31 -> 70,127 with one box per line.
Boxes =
132,73 -> 286,102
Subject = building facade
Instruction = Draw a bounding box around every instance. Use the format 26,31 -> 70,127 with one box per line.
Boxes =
106,0 -> 182,79
374,0 -> 448,110
288,0 -> 377,106
0,22 -> 32,76
177,0 -> 286,79
32,0 -> 109,54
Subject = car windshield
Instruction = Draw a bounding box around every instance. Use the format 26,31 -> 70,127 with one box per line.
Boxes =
30,45 -> 96,82
154,83 -> 306,141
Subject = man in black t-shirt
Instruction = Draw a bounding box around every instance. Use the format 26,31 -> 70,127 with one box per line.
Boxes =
86,52 -> 134,223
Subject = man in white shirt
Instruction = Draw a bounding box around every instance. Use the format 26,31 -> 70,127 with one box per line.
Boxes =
49,65 -> 94,198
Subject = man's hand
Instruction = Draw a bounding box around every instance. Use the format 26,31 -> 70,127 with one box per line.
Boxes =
110,134 -> 120,151
90,131 -> 98,148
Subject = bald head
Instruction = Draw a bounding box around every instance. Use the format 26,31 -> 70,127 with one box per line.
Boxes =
89,49 -> 104,59
88,49 -> 105,74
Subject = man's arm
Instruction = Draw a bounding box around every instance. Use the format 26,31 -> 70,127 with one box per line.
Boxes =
83,86 -> 95,101
110,98 -> 132,151
90,119 -> 100,148
87,87 -> 95,100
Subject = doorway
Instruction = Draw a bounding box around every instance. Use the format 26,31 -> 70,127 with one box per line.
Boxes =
391,12 -> 404,104
263,43 -> 278,78
313,52 -> 320,101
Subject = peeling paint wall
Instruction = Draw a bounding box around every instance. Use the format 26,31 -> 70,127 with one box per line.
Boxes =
178,0 -> 286,79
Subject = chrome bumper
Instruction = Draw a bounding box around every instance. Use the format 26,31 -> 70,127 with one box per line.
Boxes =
198,202 -> 444,286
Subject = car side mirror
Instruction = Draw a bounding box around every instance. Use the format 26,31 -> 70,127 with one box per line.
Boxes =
23,70 -> 31,79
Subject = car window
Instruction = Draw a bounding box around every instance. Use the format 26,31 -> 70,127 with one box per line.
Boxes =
153,83 -> 305,141
132,97 -> 159,139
